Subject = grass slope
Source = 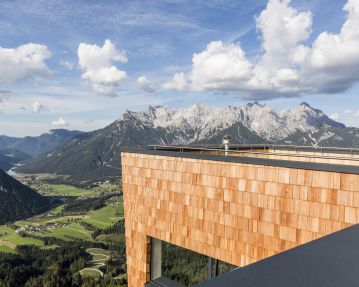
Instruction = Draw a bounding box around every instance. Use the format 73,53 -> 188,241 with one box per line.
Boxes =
83,204 -> 123,229
34,223 -> 93,241
0,192 -> 123,253
0,225 -> 44,251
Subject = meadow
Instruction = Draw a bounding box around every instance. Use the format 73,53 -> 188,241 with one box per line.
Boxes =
83,204 -> 123,229
0,188 -> 123,253
42,184 -> 99,197
33,222 -> 94,241
0,181 -> 125,283
0,225 -> 44,252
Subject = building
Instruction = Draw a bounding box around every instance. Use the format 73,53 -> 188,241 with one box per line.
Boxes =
121,144 -> 359,287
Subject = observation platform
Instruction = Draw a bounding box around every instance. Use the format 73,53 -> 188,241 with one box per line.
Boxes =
146,144 -> 359,173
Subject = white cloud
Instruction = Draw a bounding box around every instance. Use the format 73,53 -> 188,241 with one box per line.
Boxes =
191,41 -> 252,91
296,0 -> 359,94
355,111 -> 359,118
163,41 -> 253,91
32,101 -> 45,113
78,39 -> 127,95
344,109 -> 354,114
329,113 -> 340,121
163,0 -> 359,99
137,76 -> 156,93
0,43 -> 51,86
60,60 -> 74,70
51,117 -> 69,126
162,72 -> 189,90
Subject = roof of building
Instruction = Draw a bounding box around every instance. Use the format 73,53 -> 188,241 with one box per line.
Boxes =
145,224 -> 359,287
121,144 -> 359,174
195,224 -> 359,287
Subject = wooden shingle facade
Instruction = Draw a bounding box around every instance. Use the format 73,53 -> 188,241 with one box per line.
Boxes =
121,146 -> 359,287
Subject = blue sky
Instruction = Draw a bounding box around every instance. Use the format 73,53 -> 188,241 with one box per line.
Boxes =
0,0 -> 358,136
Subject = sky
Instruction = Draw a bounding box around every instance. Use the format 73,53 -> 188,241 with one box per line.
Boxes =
1,0 -> 359,137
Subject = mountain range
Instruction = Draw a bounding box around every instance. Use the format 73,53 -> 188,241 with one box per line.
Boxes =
16,102 -> 359,182
0,149 -> 32,172
0,129 -> 84,157
0,168 -> 49,224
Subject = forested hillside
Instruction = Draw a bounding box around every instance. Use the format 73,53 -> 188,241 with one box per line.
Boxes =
0,169 -> 49,224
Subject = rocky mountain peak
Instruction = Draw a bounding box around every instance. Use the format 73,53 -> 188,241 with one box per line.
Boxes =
116,102 -> 345,142
18,101 -> 358,182
300,101 -> 312,108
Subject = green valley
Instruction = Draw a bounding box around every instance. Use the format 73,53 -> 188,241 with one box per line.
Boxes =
0,181 -> 126,287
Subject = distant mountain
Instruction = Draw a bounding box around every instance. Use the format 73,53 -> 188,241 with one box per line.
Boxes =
0,169 -> 49,224
18,102 -> 358,182
0,129 -> 84,157
0,149 -> 32,171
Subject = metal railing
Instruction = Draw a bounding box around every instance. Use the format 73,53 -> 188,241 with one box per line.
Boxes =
146,144 -> 359,163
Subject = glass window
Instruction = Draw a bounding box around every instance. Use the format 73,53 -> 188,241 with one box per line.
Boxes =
160,240 -> 237,286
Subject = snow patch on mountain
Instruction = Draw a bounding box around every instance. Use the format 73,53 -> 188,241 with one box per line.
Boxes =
117,102 -> 344,142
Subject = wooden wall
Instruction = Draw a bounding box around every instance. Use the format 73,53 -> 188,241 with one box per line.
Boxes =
121,151 -> 359,287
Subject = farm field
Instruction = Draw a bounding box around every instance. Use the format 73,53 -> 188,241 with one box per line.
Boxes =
16,213 -> 84,227
50,204 -> 65,215
26,180 -> 117,198
33,222 -> 94,241
96,232 -> 123,242
0,225 -> 44,252
0,179 -> 126,284
0,193 -> 123,253
83,204 -> 123,229
42,184 -> 99,197
0,245 -> 17,254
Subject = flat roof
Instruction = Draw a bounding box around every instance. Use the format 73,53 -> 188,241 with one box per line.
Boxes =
145,224 -> 359,287
121,144 -> 359,174
195,224 -> 359,287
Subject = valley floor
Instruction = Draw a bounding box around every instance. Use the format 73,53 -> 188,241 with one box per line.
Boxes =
0,182 -> 126,286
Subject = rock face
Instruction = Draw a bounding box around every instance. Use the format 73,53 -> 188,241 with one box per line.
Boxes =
120,101 -> 345,143
0,169 -> 49,224
18,102 -> 358,182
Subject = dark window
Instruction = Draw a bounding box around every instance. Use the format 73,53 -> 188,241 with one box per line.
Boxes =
161,241 -> 237,286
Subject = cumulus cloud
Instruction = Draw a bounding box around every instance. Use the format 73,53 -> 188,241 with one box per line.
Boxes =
78,39 -> 127,95
163,0 -> 359,99
137,76 -> 156,93
190,41 -> 252,91
32,101 -> 45,113
51,117 -> 69,126
0,43 -> 51,86
162,72 -> 189,90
